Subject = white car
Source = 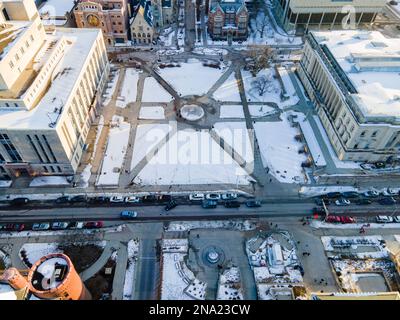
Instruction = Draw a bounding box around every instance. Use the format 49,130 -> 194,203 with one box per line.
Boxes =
51,222 -> 69,230
110,196 -> 124,203
382,188 -> 399,196
376,215 -> 393,223
70,222 -> 84,229
32,223 -> 50,231
393,216 -> 400,223
189,193 -> 205,201
363,190 -> 379,197
206,193 -> 221,200
221,193 -> 238,200
124,196 -> 140,203
335,198 -> 351,206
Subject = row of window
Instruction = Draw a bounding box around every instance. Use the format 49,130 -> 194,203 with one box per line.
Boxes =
8,34 -> 35,70
0,134 -> 22,162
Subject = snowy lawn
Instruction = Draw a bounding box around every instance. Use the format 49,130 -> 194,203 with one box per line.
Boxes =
130,124 -> 172,170
142,76 -> 174,102
133,129 -> 254,185
249,105 -> 276,118
158,59 -> 224,96
19,243 -> 62,266
39,0 -> 76,17
254,115 -> 307,183
29,176 -> 70,187
213,73 -> 241,102
220,105 -> 244,118
96,116 -> 131,186
242,68 -> 299,108
117,68 -> 140,108
139,106 -> 165,120
214,122 -> 254,163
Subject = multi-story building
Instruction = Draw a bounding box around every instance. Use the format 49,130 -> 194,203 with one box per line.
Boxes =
74,0 -> 131,46
207,0 -> 249,41
271,0 -> 387,32
151,0 -> 174,27
130,0 -> 155,44
297,30 -> 400,163
0,0 -> 109,180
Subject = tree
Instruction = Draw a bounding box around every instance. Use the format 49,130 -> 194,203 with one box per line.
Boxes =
251,75 -> 269,96
255,12 -> 269,39
246,46 -> 274,77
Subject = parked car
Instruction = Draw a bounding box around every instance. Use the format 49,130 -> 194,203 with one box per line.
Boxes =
55,196 -> 70,204
70,195 -> 87,203
376,215 -> 393,223
124,196 -> 140,203
341,191 -> 360,199
69,222 -> 84,229
32,223 -> 50,231
363,190 -> 379,198
355,198 -> 372,205
0,224 -> 5,231
10,197 -> 29,206
202,200 -> 217,209
340,216 -> 356,224
325,215 -> 341,223
378,197 -> 396,205
205,193 -> 221,200
189,193 -> 205,201
120,211 -> 138,220
393,216 -> 400,223
84,221 -> 104,229
3,224 -> 25,232
88,196 -> 109,204
110,196 -> 124,203
165,200 -> 178,211
245,200 -> 262,208
142,195 -> 158,203
224,201 -> 240,208
221,193 -> 238,200
335,198 -> 351,206
51,222 -> 69,230
325,192 -> 341,199
157,195 -> 172,202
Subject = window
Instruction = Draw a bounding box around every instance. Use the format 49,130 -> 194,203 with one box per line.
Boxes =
354,143 -> 358,149
360,131 -> 366,137
8,61 -> 14,69
0,134 -> 22,162
20,47 -> 24,54
371,131 -> 378,138
15,53 -> 19,61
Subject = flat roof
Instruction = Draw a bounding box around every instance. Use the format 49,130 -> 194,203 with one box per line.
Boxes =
312,30 -> 400,119
0,27 -> 101,130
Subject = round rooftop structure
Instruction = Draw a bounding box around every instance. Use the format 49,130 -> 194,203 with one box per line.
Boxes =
27,253 -> 91,300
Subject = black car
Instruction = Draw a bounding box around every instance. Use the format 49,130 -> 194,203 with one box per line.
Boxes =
224,201 -> 241,208
245,200 -> 262,208
89,196 -> 110,204
325,192 -> 341,199
341,191 -> 360,199
379,197 -> 396,205
355,198 -> 372,205
70,195 -> 87,203
10,197 -> 29,206
142,195 -> 158,203
158,195 -> 172,203
165,200 -> 178,211
55,196 -> 70,204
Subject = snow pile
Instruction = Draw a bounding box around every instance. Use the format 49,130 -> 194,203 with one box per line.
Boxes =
102,68 -> 120,105
123,239 -> 139,300
217,266 -> 244,300
311,220 -> 400,230
79,164 -> 92,188
117,68 -> 140,108
213,73 -> 241,102
29,176 -> 70,187
96,116 -> 131,186
133,129 -> 254,186
219,105 -> 244,118
158,59 -> 223,96
249,105 -> 276,118
142,77 -> 174,102
0,180 -> 12,188
166,220 -> 257,232
139,106 -> 165,120
254,113 -> 307,183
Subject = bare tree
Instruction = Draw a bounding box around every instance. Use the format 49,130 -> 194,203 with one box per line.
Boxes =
251,75 -> 269,96
246,46 -> 274,77
255,12 -> 269,39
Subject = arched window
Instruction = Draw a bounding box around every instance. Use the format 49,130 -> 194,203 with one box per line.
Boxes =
147,33 -> 151,37
132,33 -> 136,38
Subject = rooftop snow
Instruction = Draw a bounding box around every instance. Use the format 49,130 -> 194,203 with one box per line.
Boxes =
312,30 -> 400,118
0,28 -> 101,130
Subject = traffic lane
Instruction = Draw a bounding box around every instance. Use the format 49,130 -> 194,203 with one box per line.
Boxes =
0,203 -> 395,223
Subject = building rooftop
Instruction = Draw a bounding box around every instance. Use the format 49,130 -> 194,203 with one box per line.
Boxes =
0,27 -> 101,130
312,30 -> 400,120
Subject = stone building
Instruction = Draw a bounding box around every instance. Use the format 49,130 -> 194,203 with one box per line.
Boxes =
297,30 -> 400,163
74,0 -> 131,46
130,0 -> 155,45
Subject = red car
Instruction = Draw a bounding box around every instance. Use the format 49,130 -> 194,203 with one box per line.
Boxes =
340,216 -> 356,224
325,215 -> 341,223
84,221 -> 104,229
4,224 -> 25,231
